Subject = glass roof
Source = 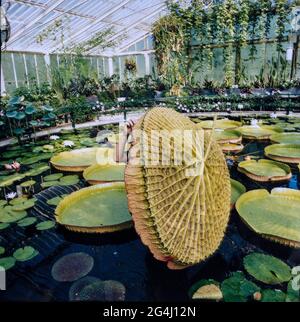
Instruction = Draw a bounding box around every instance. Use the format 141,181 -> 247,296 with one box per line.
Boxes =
3,0 -> 167,55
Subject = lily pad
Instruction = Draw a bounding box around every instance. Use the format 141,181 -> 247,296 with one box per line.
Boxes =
0,209 -> 27,223
213,129 -> 242,144
221,272 -> 260,302
50,147 -> 114,172
55,183 -> 132,233
0,223 -> 10,230
230,179 -> 246,209
17,217 -> 37,227
58,175 -> 80,186
44,173 -> 63,181
261,289 -> 286,302
265,144 -> 300,163
198,119 -> 242,130
83,164 -> 125,184
51,252 -> 94,282
188,279 -> 221,300
236,188 -> 300,247
13,246 -> 39,262
0,257 -> 16,270
238,125 -> 283,140
237,159 -> 292,182
243,253 -> 291,285
47,196 -> 63,206
270,132 -> 300,144
0,246 -> 5,255
41,181 -> 60,188
36,221 -> 55,230
11,199 -> 36,211
0,200 -> 7,207
20,180 -> 36,187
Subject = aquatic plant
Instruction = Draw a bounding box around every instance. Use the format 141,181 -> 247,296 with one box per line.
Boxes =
36,221 -> 56,231
69,276 -> 101,301
51,252 -> 94,282
13,246 -> 39,262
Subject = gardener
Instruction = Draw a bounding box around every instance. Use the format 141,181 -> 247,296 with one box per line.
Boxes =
115,119 -> 136,163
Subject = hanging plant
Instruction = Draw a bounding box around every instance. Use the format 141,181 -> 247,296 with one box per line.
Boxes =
275,0 -> 290,54
124,58 -> 137,73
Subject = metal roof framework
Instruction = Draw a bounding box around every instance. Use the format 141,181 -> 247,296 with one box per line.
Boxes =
3,0 -> 168,56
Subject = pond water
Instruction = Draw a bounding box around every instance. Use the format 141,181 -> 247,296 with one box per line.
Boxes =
0,119 -> 299,302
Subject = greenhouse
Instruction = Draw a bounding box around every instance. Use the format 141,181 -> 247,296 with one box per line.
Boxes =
0,0 -> 300,306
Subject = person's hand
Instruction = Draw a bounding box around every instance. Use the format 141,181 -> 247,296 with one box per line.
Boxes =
123,120 -> 135,136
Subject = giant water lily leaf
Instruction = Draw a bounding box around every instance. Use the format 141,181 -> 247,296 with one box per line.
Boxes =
17,217 -> 37,227
236,188 -> 300,247
0,257 -> 16,270
50,148 -> 114,172
13,246 -> 39,262
243,253 -> 291,285
265,144 -> 300,163
188,279 -> 221,300
212,129 -> 242,144
270,133 -> 300,144
55,183 -> 132,233
198,119 -> 242,130
83,164 -> 125,184
238,125 -> 282,140
230,179 -> 246,208
36,221 -> 55,230
261,289 -> 286,302
238,159 -> 291,182
221,272 -> 260,302
44,173 -> 63,181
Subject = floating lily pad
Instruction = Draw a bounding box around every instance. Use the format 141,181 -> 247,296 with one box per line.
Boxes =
0,173 -> 26,187
77,280 -> 126,301
17,217 -> 37,227
189,279 -> 221,300
83,164 -> 125,184
25,165 -> 50,176
9,197 -> 28,205
20,180 -> 36,187
55,183 -> 132,233
270,132 -> 300,144
265,144 -> 300,164
238,159 -> 292,182
47,196 -> 63,206
59,175 -> 80,186
243,253 -> 291,285
238,125 -> 282,140
230,179 -> 246,209
50,148 -> 114,172
0,246 -> 5,255
220,143 -> 244,153
11,199 -> 36,211
236,188 -> 300,247
0,257 -> 16,270
261,289 -> 286,302
0,223 -> 10,230
41,181 -> 60,188
198,119 -> 242,130
0,200 -> 7,207
221,272 -> 260,302
13,246 -> 39,262
213,129 -> 242,144
51,252 -> 94,282
0,209 -> 27,223
36,221 -> 55,230
69,276 -> 101,301
44,173 -> 64,181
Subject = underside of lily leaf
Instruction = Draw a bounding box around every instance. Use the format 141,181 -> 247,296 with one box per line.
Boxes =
125,107 -> 231,269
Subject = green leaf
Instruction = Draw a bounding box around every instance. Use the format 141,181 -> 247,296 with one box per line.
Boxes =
0,257 -> 16,270
29,120 -> 38,126
0,223 -> 10,230
59,175 -> 80,186
14,128 -> 25,136
14,112 -> 26,120
47,196 -> 63,206
36,221 -> 55,230
41,180 -> 60,188
0,246 -> 5,255
243,253 -> 291,285
261,289 -> 286,302
286,280 -> 300,302
17,217 -> 37,227
25,105 -> 36,115
6,111 -> 17,118
44,173 -> 63,182
8,96 -> 23,106
221,272 -> 260,302
13,246 -> 39,262
20,180 -> 36,187
11,199 -> 36,211
188,279 -> 221,300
